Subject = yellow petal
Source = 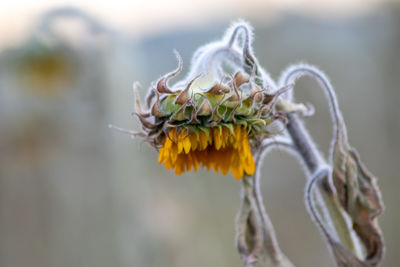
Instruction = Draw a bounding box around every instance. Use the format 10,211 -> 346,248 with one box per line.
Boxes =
244,155 -> 255,175
164,157 -> 173,169
221,127 -> 229,148
170,143 -> 178,163
214,128 -> 222,150
183,136 -> 191,154
158,148 -> 165,163
185,154 -> 192,171
192,153 -> 199,171
174,157 -> 184,174
220,150 -> 231,175
177,140 -> 183,154
232,165 -> 243,180
199,131 -> 208,150
190,133 -> 198,151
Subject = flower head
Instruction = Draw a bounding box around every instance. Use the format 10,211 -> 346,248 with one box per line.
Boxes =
124,22 -> 288,179
158,125 -> 254,179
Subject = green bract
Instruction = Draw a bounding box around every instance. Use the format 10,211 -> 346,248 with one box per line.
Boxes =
134,52 -> 288,148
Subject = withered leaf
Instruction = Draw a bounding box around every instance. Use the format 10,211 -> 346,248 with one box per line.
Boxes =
331,120 -> 384,266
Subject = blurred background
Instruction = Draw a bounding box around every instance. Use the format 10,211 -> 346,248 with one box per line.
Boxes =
0,1 -> 399,267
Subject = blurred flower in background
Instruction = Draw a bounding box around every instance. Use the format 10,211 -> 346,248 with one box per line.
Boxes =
7,42 -> 77,96
0,7 -> 120,267
0,1 -> 399,267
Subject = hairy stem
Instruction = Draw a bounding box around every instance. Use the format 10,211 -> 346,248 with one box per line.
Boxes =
236,139 -> 295,267
280,65 -> 347,145
286,113 -> 359,256
285,113 -> 323,173
280,64 -> 364,258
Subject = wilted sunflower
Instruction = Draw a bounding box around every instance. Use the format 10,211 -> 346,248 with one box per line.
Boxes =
117,23 -> 290,179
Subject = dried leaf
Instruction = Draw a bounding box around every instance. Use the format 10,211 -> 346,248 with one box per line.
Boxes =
331,120 -> 384,266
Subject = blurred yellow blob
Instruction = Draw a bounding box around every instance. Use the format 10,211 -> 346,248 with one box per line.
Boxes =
16,47 -> 77,96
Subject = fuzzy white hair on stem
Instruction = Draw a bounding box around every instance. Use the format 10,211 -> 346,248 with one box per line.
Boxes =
278,63 -> 347,147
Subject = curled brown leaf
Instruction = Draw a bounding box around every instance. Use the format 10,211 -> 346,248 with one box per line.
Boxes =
331,124 -> 384,266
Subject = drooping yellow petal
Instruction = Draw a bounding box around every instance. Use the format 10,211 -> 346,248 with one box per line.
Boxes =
190,133 -> 198,151
170,143 -> 178,163
244,155 -> 256,174
174,157 -> 184,174
183,136 -> 191,154
213,128 -> 222,150
158,147 -> 165,163
158,125 -> 255,179
192,153 -> 199,171
177,140 -> 183,153
221,126 -> 229,149
199,131 -> 208,151
232,165 -> 243,180
220,149 -> 232,175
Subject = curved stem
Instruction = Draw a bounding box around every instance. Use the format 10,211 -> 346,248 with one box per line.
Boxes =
279,65 -> 346,144
304,167 -> 335,244
286,113 -> 358,255
227,24 -> 251,52
236,139 -> 295,267
280,64 -> 363,257
285,113 -> 323,173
